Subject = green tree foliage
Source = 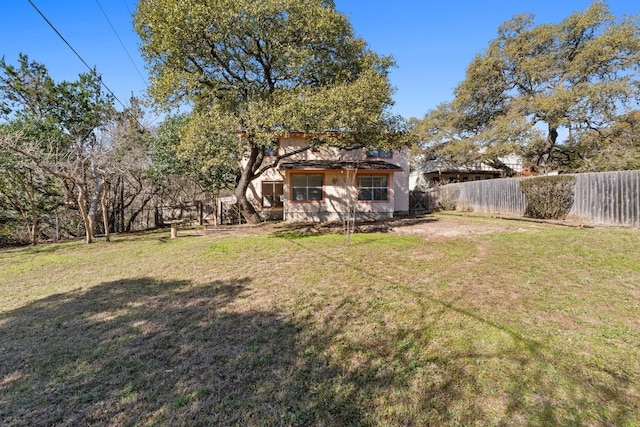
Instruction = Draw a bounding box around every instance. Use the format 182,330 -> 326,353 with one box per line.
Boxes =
0,123 -> 62,245
411,102 -> 525,174
0,55 -> 66,244
151,114 -> 238,192
0,55 -> 115,243
568,110 -> 640,172
149,114 -> 238,227
0,54 -> 58,121
135,0 -> 408,222
415,2 -> 640,173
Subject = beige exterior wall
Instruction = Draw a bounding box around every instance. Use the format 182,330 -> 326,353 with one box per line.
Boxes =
247,136 -> 409,222
387,149 -> 409,213
283,169 -> 396,222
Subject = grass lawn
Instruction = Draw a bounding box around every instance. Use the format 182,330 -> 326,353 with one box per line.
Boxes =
1,215 -> 639,426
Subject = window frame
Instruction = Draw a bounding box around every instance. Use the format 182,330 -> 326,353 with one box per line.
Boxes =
357,173 -> 390,202
289,173 -> 324,202
261,181 -> 284,209
366,148 -> 393,159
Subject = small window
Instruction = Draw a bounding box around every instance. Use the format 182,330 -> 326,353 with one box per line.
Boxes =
291,174 -> 323,201
262,181 -> 284,208
366,148 -> 392,158
358,175 -> 388,201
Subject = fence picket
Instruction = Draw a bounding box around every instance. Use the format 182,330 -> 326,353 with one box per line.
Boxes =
433,170 -> 640,227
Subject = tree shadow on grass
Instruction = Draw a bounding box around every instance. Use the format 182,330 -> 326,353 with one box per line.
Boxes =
0,276 -> 386,426
1,271 -> 637,425
0,277 -> 307,426
271,216 -> 440,239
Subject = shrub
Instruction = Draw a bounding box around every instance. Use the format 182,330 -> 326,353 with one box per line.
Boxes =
436,186 -> 460,211
520,175 -> 576,219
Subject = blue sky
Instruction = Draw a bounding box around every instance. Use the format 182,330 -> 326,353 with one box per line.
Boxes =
1,1 -> 638,123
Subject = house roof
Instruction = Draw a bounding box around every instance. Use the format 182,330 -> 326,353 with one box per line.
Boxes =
416,157 -> 499,174
279,160 -> 403,171
414,154 -> 523,174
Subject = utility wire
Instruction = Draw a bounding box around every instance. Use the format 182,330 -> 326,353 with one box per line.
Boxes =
122,0 -> 134,16
95,0 -> 148,87
26,0 -> 128,111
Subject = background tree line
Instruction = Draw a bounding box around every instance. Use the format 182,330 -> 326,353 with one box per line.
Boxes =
3,1 -> 640,245
2,0 -> 408,245
0,55 -> 223,246
412,1 -> 640,175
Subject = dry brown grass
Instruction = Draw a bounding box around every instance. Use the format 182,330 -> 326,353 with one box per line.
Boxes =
1,216 -> 639,426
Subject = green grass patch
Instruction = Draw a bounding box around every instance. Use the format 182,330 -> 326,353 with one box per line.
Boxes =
0,218 -> 639,426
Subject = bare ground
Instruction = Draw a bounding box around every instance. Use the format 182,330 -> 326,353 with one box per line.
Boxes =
388,215 -> 534,238
199,213 -> 539,240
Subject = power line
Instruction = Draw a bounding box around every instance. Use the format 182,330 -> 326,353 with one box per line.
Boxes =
26,0 -> 128,111
95,0 -> 148,87
122,0 -> 134,16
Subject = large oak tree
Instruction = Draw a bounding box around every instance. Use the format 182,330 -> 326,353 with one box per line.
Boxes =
135,0 -> 407,222
416,1 -> 640,173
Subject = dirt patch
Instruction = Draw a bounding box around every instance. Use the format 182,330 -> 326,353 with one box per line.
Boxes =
390,215 -> 531,239
202,214 -> 534,239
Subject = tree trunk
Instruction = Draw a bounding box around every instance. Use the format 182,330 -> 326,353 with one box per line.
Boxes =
86,178 -> 104,242
234,185 -> 262,224
76,185 -> 93,244
101,179 -> 110,242
234,144 -> 262,224
126,192 -> 155,232
119,177 -> 125,232
538,124 -> 559,173
28,222 -> 37,246
108,176 -> 122,233
26,170 -> 38,245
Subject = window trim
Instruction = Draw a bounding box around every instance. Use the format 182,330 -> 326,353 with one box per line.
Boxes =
261,181 -> 284,209
289,173 -> 324,203
357,173 -> 390,202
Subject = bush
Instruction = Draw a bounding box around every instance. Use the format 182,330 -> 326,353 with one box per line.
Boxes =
436,186 -> 460,211
520,175 -> 576,219
0,220 -> 27,247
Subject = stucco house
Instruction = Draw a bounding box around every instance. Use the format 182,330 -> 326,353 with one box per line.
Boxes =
247,133 -> 409,222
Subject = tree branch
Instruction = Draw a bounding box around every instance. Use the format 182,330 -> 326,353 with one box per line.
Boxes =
252,144 -> 311,178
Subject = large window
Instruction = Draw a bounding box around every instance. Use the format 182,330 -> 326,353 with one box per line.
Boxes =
262,181 -> 284,208
358,175 -> 388,201
366,148 -> 392,158
291,174 -> 323,201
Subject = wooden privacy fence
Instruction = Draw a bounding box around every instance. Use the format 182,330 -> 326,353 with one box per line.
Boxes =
437,170 -> 640,227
